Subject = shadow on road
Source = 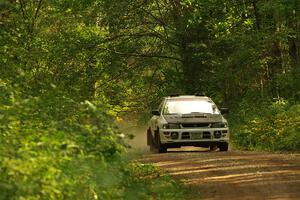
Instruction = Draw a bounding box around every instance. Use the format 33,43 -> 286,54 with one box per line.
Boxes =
143,149 -> 300,200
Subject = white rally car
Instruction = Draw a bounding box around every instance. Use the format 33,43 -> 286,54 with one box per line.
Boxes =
147,95 -> 229,153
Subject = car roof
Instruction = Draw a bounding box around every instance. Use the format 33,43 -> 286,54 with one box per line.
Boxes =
166,95 -> 211,100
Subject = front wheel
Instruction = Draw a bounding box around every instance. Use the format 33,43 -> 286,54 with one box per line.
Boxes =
155,129 -> 167,153
157,143 -> 167,153
209,144 -> 218,151
147,128 -> 156,152
219,142 -> 229,151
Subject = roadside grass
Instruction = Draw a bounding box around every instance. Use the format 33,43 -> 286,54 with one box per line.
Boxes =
122,160 -> 186,200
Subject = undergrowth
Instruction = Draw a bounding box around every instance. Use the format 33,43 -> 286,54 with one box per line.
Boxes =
0,80 -> 185,200
230,98 -> 300,152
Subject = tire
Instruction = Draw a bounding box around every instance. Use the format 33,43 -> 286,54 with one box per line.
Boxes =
158,144 -> 167,153
150,143 -> 156,152
147,128 -> 156,152
210,144 -> 218,151
147,128 -> 152,146
219,142 -> 229,151
155,129 -> 167,153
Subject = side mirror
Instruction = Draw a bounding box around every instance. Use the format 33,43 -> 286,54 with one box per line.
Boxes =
151,110 -> 160,116
220,108 -> 229,114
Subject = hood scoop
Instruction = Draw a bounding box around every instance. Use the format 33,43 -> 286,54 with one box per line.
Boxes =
182,114 -> 208,118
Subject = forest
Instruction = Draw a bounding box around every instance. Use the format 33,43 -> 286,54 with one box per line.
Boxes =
0,0 -> 300,199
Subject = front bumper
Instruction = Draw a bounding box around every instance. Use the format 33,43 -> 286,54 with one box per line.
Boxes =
159,127 -> 229,144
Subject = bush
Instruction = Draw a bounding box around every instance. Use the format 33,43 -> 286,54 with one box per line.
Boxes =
0,80 -> 185,199
231,98 -> 300,151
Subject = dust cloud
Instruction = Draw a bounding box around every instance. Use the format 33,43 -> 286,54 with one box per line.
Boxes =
119,123 -> 149,152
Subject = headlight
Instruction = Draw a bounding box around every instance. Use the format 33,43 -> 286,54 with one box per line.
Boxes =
211,122 -> 227,128
162,124 -> 181,129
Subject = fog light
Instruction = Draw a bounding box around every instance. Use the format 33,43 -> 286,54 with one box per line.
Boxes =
214,131 -> 222,138
171,132 -> 179,139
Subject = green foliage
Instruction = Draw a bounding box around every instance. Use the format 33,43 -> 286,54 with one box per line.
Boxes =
122,162 -> 185,200
0,80 -> 116,199
0,80 -> 184,199
231,99 -> 300,151
1,0 -> 300,198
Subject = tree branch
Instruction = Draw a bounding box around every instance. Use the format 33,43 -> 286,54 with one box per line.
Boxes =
19,0 -> 28,20
30,0 -> 43,32
99,47 -> 183,62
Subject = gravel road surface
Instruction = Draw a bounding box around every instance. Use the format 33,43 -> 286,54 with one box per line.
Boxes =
143,148 -> 300,200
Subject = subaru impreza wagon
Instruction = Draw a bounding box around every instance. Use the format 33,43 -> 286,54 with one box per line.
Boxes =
147,95 -> 229,153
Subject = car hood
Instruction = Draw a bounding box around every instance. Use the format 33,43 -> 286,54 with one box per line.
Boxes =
163,113 -> 225,123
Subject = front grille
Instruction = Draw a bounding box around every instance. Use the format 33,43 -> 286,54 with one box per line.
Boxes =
181,123 -> 210,128
181,132 -> 190,139
203,132 -> 211,139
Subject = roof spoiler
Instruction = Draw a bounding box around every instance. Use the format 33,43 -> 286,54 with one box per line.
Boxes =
169,94 -> 180,97
194,93 -> 206,96
168,93 -> 206,97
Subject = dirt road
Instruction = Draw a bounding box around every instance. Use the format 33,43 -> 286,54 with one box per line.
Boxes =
143,148 -> 300,200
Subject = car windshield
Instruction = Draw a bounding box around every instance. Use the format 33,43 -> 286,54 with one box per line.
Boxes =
163,99 -> 220,115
